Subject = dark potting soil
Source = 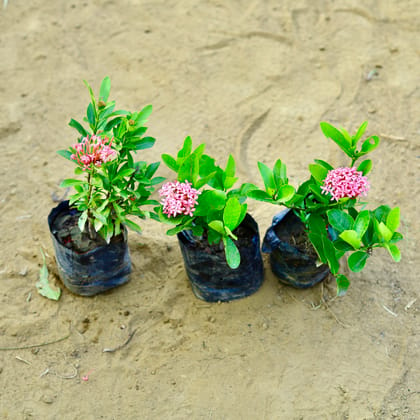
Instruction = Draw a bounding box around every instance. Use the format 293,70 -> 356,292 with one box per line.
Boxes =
273,217 -> 319,260
192,224 -> 255,256
51,211 -> 124,254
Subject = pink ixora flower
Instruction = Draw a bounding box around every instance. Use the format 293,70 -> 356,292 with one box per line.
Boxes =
159,180 -> 201,218
70,135 -> 116,170
321,166 -> 370,201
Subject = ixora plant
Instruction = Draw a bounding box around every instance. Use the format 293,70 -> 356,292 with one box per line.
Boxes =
248,121 -> 403,296
155,136 -> 264,302
48,76 -> 163,296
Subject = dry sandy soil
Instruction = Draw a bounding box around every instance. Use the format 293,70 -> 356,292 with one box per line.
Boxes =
0,1 -> 419,419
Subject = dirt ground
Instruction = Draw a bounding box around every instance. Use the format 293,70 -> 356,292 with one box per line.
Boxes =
0,1 -> 419,419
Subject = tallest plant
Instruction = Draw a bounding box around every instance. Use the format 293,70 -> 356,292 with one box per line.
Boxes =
58,76 -> 163,243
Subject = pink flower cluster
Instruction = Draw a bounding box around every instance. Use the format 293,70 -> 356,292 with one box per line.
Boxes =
70,135 -> 116,170
321,166 -> 370,201
159,181 -> 201,218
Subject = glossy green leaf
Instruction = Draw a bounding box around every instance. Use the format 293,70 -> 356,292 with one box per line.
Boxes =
134,104 -> 153,126
57,149 -> 73,161
360,135 -> 380,154
386,243 -> 401,262
357,159 -> 372,175
247,189 -> 274,202
134,137 -> 155,150
314,159 -> 334,170
69,118 -> 89,137
177,136 -> 193,161
376,221 -> 393,242
390,232 -> 404,243
273,159 -> 287,186
320,122 -> 353,157
59,178 -> 84,188
225,155 -> 236,177
194,190 -> 226,216
353,210 -> 370,238
99,76 -> 111,102
78,210 -> 88,232
124,218 -> 142,233
277,185 -> 295,203
327,209 -> 353,232
386,207 -> 400,233
336,274 -> 350,297
257,161 -> 276,194
309,163 -> 328,183
162,154 -> 178,172
348,251 -> 369,272
87,102 -> 95,126
354,121 -> 368,143
208,220 -> 225,235
308,232 -> 327,264
339,230 -> 362,249
223,197 -> 242,231
223,236 -> 240,269
374,205 -> 391,223
321,235 -> 340,274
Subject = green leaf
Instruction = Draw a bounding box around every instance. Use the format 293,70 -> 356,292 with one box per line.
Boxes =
336,274 -> 350,297
321,234 -> 340,275
247,189 -> 275,202
314,159 -> 334,170
36,249 -> 61,301
354,121 -> 368,142
99,76 -> 111,102
134,105 -> 153,126
57,149 -> 73,161
123,218 -> 142,233
69,118 -> 89,137
339,230 -> 362,249
332,239 -> 355,252
327,209 -> 353,232
87,102 -> 95,127
59,179 -> 84,188
277,185 -> 295,203
162,154 -> 178,172
348,251 -> 369,272
104,116 -> 124,132
386,207 -> 400,233
223,236 -> 241,269
257,162 -> 276,194
223,197 -> 242,231
360,135 -> 380,155
194,190 -> 227,216
308,232 -> 327,264
309,163 -> 328,184
353,210 -> 370,238
386,243 -> 401,262
374,205 -> 391,223
390,232 -> 403,243
320,122 -> 353,157
177,136 -> 193,161
357,159 -> 372,175
307,214 -> 326,235
78,210 -> 88,232
376,221 -> 393,242
225,155 -> 236,177
273,159 -> 288,186
133,136 -> 155,150
208,220 -> 225,235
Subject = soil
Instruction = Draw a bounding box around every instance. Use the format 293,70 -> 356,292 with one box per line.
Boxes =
50,204 -> 124,254
1,1 -> 419,419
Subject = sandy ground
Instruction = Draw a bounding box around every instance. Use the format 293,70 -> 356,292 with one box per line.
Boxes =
1,1 -> 419,419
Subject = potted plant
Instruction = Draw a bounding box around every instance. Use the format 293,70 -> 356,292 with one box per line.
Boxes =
248,121 -> 403,296
48,77 -> 163,296
156,136 -> 264,302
